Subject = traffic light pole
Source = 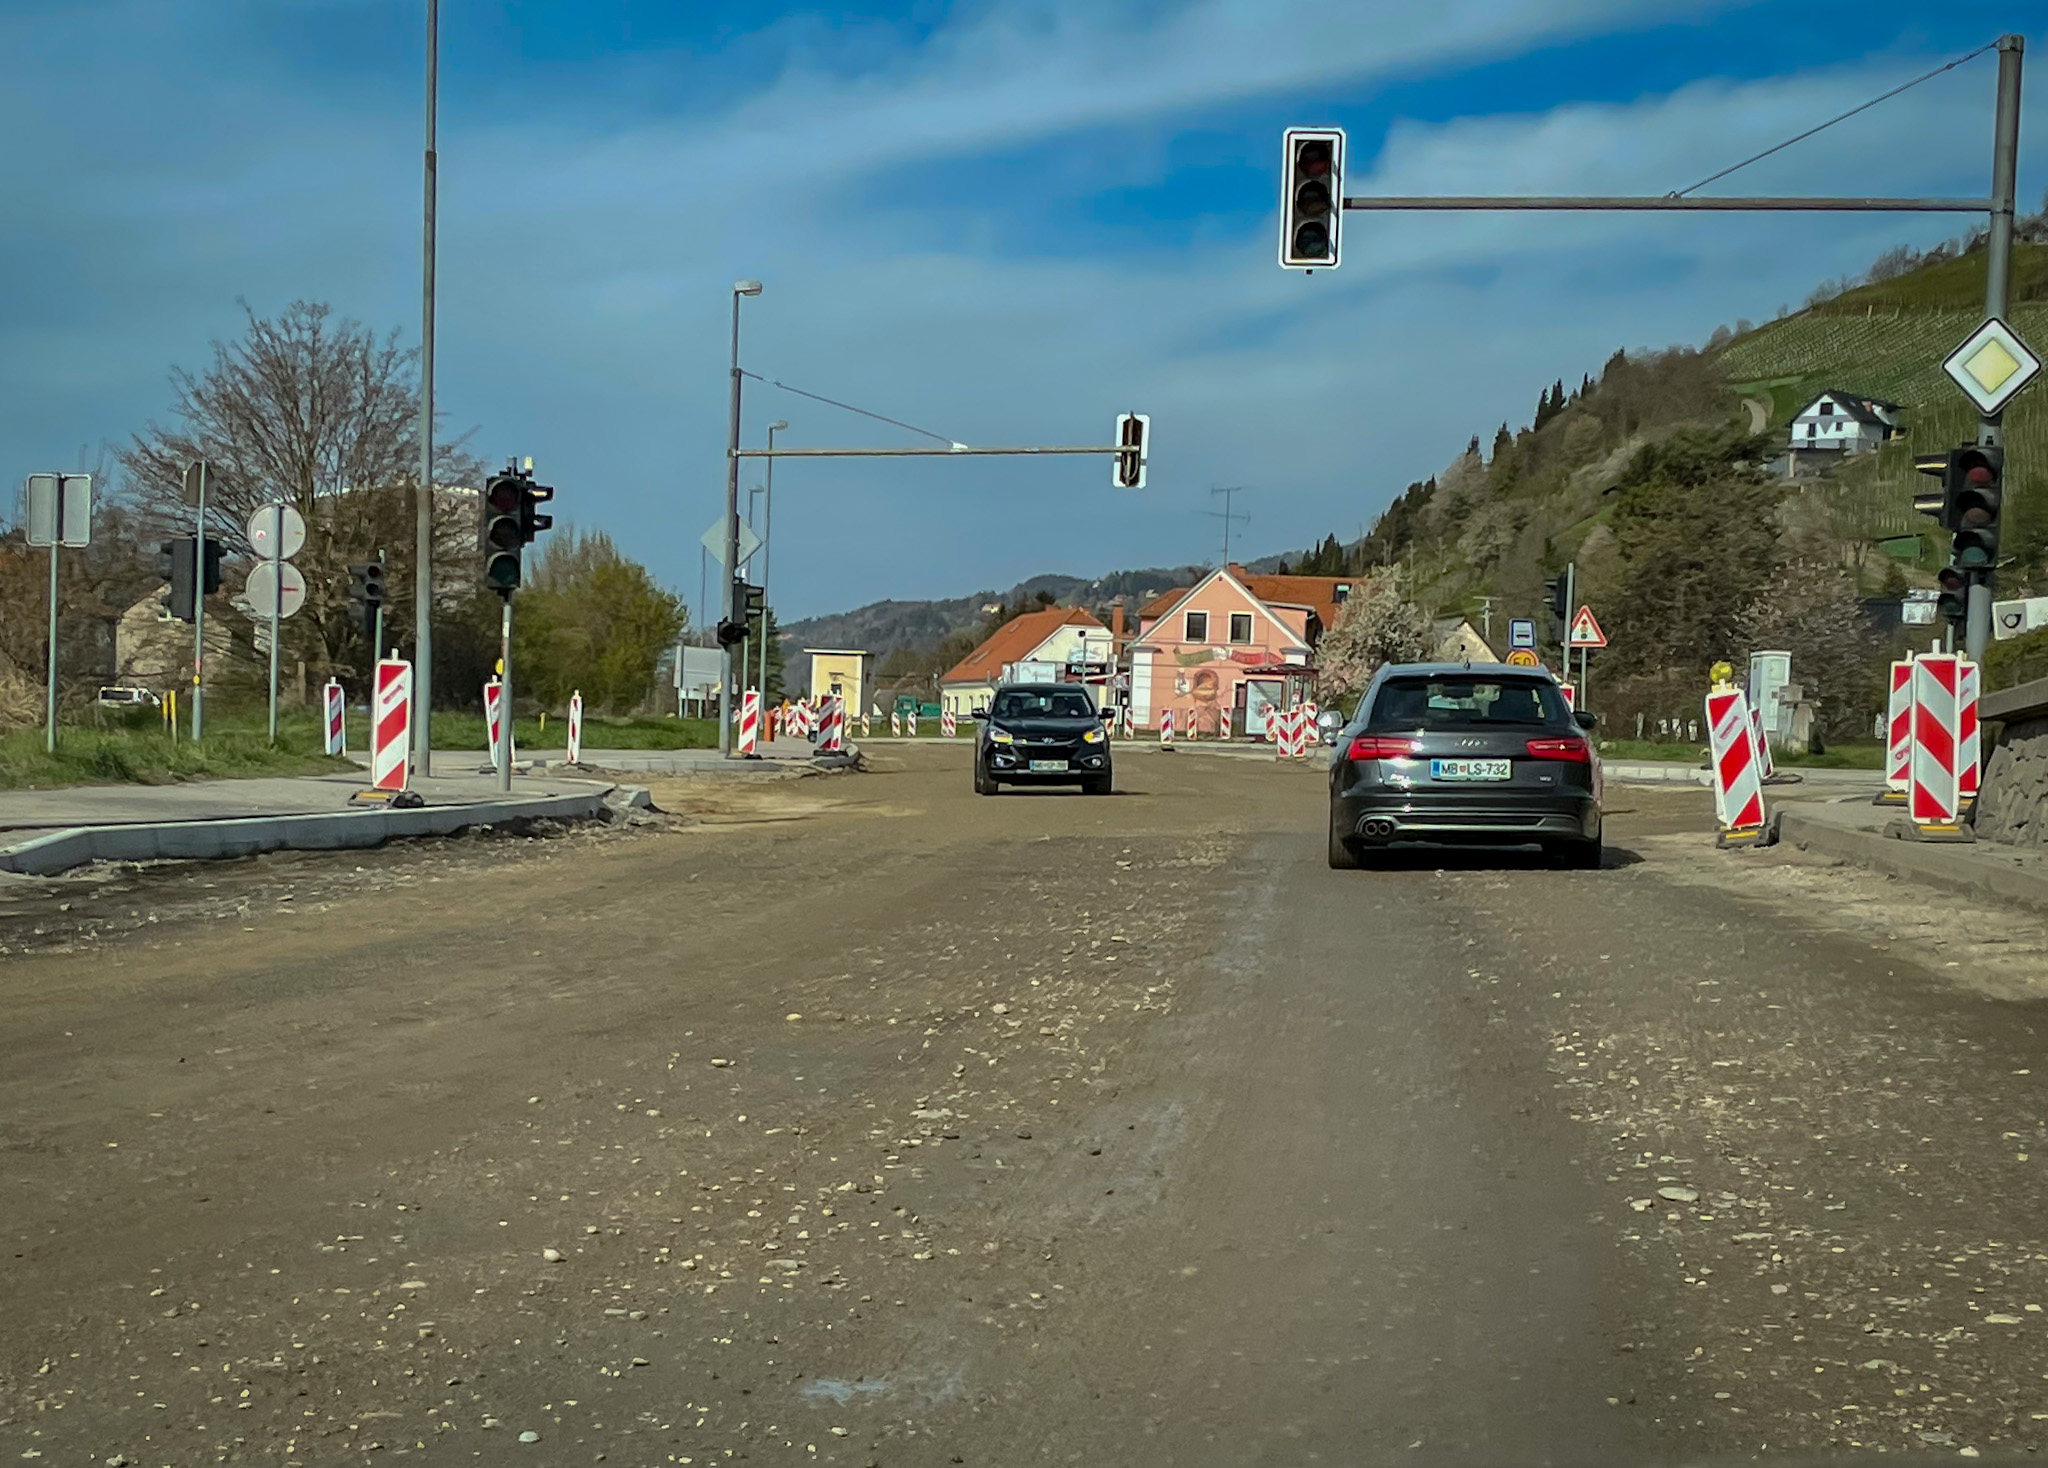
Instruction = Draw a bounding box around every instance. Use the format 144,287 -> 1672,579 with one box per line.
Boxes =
414,0 -> 439,777
1968,35 -> 2025,664
498,594 -> 514,793
192,461 -> 207,742
720,289 -> 750,758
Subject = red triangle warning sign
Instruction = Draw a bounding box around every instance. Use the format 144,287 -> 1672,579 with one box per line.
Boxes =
1569,606 -> 1607,648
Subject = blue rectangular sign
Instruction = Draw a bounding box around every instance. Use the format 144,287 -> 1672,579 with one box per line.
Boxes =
1509,618 -> 1536,650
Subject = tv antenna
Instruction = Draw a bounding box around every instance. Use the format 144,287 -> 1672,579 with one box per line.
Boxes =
1206,486 -> 1251,563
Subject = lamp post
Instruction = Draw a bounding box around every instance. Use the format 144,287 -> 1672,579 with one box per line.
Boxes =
759,418 -> 785,705
414,0 -> 439,774
720,280 -> 761,757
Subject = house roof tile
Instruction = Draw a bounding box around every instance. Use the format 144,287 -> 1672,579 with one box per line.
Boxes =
939,605 -> 1104,687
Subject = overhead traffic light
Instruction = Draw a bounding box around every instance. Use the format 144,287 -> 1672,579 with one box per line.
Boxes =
480,472 -> 525,594
348,560 -> 385,636
1947,445 -> 2003,572
1112,412 -> 1150,490
1279,127 -> 1345,270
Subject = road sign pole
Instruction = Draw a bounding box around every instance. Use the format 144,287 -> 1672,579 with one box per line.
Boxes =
267,506 -> 283,745
1968,35 -> 2023,665
192,462 -> 206,742
1562,562 -> 1575,682
44,534 -> 58,754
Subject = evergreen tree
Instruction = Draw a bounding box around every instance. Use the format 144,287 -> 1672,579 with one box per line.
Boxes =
1491,423 -> 1513,460
1534,384 -> 1552,429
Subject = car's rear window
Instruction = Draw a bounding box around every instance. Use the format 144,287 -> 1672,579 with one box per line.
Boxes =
992,689 -> 1096,719
1365,676 -> 1569,730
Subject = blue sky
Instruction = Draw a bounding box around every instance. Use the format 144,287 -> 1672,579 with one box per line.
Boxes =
0,0 -> 2041,621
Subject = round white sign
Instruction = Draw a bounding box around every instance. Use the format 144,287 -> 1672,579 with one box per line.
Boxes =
244,560 -> 307,620
247,503 -> 306,562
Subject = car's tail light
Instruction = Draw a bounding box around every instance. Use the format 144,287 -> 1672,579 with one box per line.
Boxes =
1347,735 -> 1419,760
1524,736 -> 1591,762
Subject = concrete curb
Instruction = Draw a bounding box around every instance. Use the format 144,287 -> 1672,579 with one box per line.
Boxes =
0,788 -> 618,878
1774,806 -> 2048,917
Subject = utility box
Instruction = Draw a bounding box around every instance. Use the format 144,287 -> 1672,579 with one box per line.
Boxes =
1748,651 -> 1792,747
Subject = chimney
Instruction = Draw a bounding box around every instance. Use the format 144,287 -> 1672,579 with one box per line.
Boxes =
1111,599 -> 1126,641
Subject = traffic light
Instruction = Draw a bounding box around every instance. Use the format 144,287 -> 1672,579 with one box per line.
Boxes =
715,618 -> 748,648
348,561 -> 385,636
156,536 -> 222,623
1936,565 -> 1968,626
480,472 -> 524,594
1543,575 -> 1569,632
1112,413 -> 1150,490
1947,445 -> 2003,572
520,479 -> 555,543
1279,127 -> 1345,270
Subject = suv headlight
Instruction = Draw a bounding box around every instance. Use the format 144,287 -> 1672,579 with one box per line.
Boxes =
989,727 -> 1015,745
1082,726 -> 1105,743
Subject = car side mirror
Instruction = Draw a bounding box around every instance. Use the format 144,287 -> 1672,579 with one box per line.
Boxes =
1574,710 -> 1598,730
1101,708 -> 1117,720
970,709 -> 988,720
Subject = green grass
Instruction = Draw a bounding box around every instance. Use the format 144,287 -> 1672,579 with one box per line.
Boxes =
1594,737 -> 1885,770
0,715 -> 351,791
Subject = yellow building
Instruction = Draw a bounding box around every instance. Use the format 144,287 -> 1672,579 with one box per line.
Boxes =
806,649 -> 873,712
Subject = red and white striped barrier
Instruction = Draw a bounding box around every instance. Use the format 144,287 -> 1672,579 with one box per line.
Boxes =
940,709 -> 957,739
322,679 -> 345,756
1120,707 -> 1134,739
483,678 -> 509,774
1292,706 -> 1312,760
860,712 -> 872,739
1159,708 -> 1175,750
1262,706 -> 1276,743
1273,707 -> 1290,760
738,689 -> 761,756
906,709 -> 919,737
1960,660 -> 1981,804
1748,705 -> 1776,781
1909,654 -> 1962,826
567,691 -> 583,764
819,695 -> 846,754
890,710 -> 901,737
1184,707 -> 1198,741
1884,659 -> 1913,795
372,658 -> 412,792
1705,686 -> 1765,840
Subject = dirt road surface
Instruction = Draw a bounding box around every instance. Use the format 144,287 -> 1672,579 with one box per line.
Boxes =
9,745 -> 2048,1465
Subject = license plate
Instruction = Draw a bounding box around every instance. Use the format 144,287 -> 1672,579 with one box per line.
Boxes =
1429,758 -> 1511,781
1028,759 -> 1069,772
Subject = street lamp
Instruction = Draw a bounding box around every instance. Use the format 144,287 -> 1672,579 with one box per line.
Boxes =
720,279 -> 762,756
760,418 -> 786,706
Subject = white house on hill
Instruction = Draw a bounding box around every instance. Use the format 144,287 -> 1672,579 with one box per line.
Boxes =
1787,389 -> 1905,460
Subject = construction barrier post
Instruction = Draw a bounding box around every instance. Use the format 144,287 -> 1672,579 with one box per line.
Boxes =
372,659 -> 412,792
323,679 -> 346,757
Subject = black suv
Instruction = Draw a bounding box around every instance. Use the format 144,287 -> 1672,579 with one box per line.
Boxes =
971,683 -> 1115,795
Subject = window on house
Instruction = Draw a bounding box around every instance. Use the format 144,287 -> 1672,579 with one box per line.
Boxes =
1228,612 -> 1253,644
1184,611 -> 1209,643
1819,401 -> 1834,415
1334,584 -> 1350,603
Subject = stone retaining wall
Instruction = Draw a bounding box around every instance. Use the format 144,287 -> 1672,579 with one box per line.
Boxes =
1977,677 -> 2048,847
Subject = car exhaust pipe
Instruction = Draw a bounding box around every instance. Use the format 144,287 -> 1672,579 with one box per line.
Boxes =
1360,817 -> 1396,839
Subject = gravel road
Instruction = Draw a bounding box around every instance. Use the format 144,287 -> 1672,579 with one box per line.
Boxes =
6,746 -> 2048,1465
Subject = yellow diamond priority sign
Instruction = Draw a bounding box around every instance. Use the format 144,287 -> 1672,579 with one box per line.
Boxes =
1943,316 -> 2042,416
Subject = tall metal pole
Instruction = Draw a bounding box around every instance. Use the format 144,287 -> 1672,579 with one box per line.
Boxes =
266,505 -> 283,744
498,595 -> 514,792
414,0 -> 439,774
1967,34 -> 2024,665
43,537 -> 58,754
192,462 -> 206,741
1561,562 -> 1575,683
720,284 -> 756,756
760,420 -> 780,702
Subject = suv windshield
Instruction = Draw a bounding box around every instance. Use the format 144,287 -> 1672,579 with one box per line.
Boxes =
992,688 -> 1096,720
1366,675 -> 1569,730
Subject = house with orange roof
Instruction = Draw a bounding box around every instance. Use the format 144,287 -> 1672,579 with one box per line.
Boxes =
1129,565 -> 1356,735
938,605 -> 1110,719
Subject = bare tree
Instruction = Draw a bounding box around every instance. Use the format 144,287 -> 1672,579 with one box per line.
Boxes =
119,301 -> 480,686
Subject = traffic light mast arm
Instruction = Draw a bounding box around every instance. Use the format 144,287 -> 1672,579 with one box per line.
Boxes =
732,444 -> 1140,457
1337,195 -> 1989,211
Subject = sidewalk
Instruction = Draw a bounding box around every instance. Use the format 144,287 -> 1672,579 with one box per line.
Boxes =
1773,794 -> 2048,917
0,765 -> 633,878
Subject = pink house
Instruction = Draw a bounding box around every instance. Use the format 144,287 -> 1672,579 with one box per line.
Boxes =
1129,565 -> 1351,735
